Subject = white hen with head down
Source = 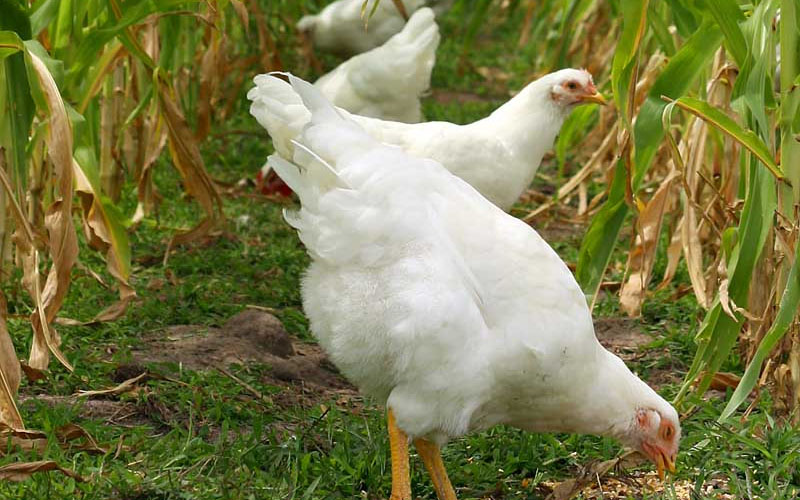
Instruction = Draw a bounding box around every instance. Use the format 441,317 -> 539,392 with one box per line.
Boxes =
298,0 -> 442,57
249,68 -> 605,211
314,7 -> 439,123
265,75 -> 680,492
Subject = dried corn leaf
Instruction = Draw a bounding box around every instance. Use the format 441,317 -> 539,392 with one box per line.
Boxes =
157,83 -> 223,245
19,362 -> 46,382
0,425 -> 46,441
390,0 -> 410,20
620,169 -> 679,316
75,372 -> 147,398
523,124 -> 617,222
708,371 -> 741,391
196,30 -> 221,142
658,218 -> 683,289
25,52 -> 78,372
73,159 -> 135,323
0,460 -> 86,482
56,423 -> 107,454
0,424 -> 47,453
0,161 -> 22,429
133,105 -> 168,223
0,315 -> 22,429
230,0 -> 249,32
663,110 -> 711,309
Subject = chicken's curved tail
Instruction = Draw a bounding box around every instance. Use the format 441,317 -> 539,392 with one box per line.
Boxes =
247,73 -> 311,160
352,7 -> 440,102
384,7 -> 440,93
264,74 -> 448,267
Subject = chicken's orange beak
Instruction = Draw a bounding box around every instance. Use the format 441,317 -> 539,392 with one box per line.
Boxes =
643,442 -> 676,481
578,91 -> 607,105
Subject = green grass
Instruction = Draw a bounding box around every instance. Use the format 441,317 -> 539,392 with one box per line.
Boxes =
2,5 -> 799,500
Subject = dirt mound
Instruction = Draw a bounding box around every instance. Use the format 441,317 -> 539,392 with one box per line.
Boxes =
132,310 -> 295,368
131,309 -> 355,406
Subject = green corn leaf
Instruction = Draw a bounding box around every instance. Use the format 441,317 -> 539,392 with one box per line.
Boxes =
576,20 -> 722,299
632,19 -> 723,186
700,0 -> 747,66
24,39 -> 64,86
459,0 -> 492,57
553,0 -> 596,67
610,0 -> 648,127
556,105 -> 597,176
0,0 -> 31,38
780,0 -> 800,199
0,30 -> 34,184
647,2 -> 676,56
678,159 -> 778,401
664,0 -> 700,37
665,96 -> 783,180
70,106 -> 132,281
68,0 -> 198,85
720,240 -> 800,420
29,0 -> 61,36
575,159 -> 629,298
51,0 -> 73,54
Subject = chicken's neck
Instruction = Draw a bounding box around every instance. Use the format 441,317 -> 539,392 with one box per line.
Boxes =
478,81 -> 569,161
501,346 -> 661,447
561,349 -> 659,443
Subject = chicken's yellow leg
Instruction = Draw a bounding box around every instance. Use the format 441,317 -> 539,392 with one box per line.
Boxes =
414,438 -> 457,500
388,409 -> 412,500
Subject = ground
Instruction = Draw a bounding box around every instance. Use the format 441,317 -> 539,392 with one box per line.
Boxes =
2,8 -> 799,500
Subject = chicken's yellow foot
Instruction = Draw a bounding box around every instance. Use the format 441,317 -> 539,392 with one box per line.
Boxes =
388,409 -> 412,500
414,438 -> 457,500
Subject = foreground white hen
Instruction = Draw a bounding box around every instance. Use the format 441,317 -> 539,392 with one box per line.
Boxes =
265,76 -> 680,500
298,0 -> 447,56
249,68 -> 605,210
314,7 -> 439,123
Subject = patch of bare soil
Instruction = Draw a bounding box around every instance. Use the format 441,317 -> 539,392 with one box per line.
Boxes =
534,218 -> 586,244
593,317 -> 653,354
19,395 -> 152,428
592,317 -> 682,388
131,309 -> 356,409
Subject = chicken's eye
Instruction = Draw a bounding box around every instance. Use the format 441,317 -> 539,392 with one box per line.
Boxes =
566,81 -> 578,90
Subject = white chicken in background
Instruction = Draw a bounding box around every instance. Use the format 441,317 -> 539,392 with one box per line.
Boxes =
254,8 -> 438,196
314,7 -> 439,123
249,68 -> 606,210
298,0 -> 448,57
264,75 -> 680,500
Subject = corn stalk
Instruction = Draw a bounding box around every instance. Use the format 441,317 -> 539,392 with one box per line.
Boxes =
0,0 -> 293,437
565,0 -> 800,416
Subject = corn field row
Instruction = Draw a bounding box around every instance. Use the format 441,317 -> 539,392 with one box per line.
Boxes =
0,0 -> 798,459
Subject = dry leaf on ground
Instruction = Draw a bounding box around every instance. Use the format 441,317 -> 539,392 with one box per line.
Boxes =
0,460 -> 86,482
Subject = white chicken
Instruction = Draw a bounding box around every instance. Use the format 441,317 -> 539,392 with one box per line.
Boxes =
249,68 -> 605,210
265,75 -> 680,500
314,7 -> 439,123
298,0 -> 448,56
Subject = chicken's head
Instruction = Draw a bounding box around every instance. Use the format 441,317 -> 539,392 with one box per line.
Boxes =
549,69 -> 606,107
631,406 -> 681,480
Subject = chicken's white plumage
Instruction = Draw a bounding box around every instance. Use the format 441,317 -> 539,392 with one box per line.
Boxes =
266,76 -> 680,464
249,69 -> 603,210
298,0 -> 429,56
313,7 -> 439,123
